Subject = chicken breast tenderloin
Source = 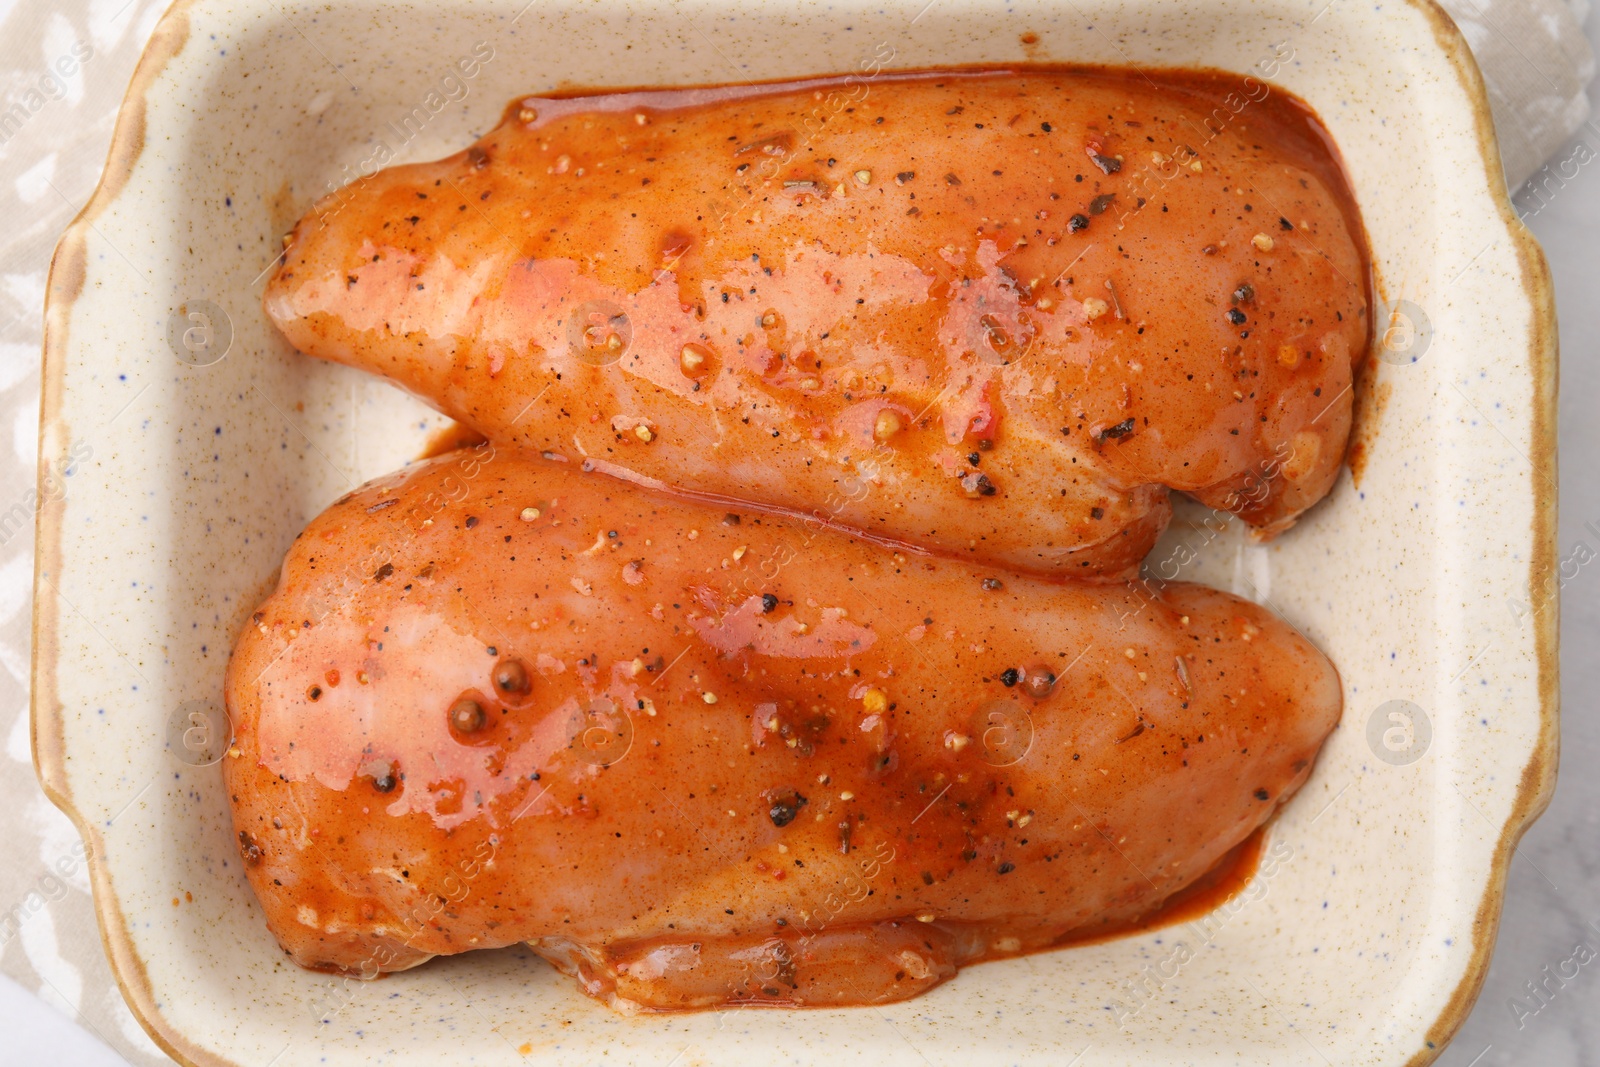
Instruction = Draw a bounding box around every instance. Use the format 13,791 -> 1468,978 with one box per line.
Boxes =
265,68 -> 1369,579
224,449 -> 1341,1009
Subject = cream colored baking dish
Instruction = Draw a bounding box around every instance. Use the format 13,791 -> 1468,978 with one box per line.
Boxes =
34,0 -> 1557,1063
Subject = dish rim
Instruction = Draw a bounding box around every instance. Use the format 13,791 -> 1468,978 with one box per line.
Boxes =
29,1 -> 1559,1064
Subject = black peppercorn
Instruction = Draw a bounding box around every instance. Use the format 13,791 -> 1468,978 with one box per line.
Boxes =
494,658 -> 530,696
1096,418 -> 1136,442
449,697 -> 487,733
768,789 -> 808,827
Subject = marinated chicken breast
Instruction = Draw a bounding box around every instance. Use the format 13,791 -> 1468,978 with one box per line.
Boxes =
265,68 -> 1369,579
224,449 -> 1341,1008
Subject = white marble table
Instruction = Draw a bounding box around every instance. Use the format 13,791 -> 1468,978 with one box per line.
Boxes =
1432,25 -> 1600,1065
0,2 -> 1594,1063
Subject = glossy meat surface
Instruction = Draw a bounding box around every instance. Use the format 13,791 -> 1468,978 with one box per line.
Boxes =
265,69 -> 1369,579
224,450 -> 1341,1008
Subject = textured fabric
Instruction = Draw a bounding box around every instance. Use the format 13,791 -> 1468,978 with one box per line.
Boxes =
0,1 -> 1591,1063
1,4 -> 183,1060
1438,0 -> 1596,186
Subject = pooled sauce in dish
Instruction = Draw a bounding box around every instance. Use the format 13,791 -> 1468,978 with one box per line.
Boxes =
416,420 -> 488,459
1053,824 -> 1270,950
266,66 -> 1371,582
233,67 -> 1359,1011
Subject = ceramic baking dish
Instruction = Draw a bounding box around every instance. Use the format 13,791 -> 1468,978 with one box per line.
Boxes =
33,0 -> 1557,1063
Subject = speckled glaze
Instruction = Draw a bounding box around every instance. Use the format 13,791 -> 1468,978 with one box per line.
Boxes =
32,1 -> 1556,1065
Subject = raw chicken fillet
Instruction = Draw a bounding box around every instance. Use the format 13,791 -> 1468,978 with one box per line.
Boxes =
224,451 -> 1341,1008
265,69 -> 1368,579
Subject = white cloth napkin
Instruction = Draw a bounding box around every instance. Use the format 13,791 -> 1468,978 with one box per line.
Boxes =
1438,0 -> 1596,186
0,1 -> 1592,1063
